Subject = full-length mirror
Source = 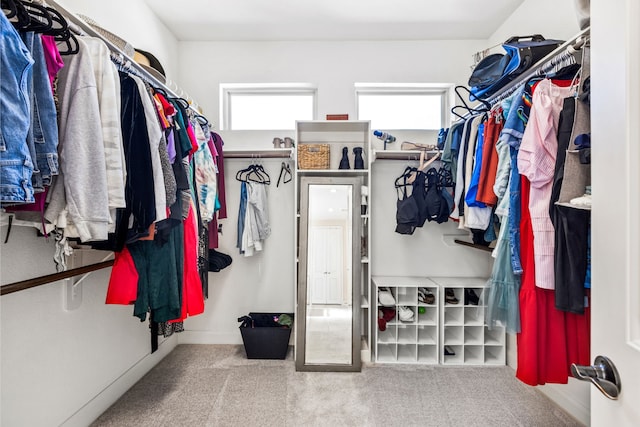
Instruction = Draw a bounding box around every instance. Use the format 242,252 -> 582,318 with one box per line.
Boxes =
296,177 -> 361,372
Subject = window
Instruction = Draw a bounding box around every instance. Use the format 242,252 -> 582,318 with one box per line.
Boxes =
355,83 -> 453,130
220,84 -> 316,130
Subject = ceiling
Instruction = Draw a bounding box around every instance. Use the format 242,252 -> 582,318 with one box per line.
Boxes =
144,0 -> 524,41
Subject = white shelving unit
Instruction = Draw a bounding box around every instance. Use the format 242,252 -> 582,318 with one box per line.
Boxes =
430,277 -> 506,366
372,276 -> 440,364
294,120 -> 372,362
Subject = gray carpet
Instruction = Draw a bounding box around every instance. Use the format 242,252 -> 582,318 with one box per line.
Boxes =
91,344 -> 584,427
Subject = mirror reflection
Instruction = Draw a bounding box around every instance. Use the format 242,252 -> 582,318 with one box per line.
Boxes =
305,184 -> 353,365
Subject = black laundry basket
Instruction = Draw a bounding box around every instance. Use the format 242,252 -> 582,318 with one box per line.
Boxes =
238,312 -> 293,359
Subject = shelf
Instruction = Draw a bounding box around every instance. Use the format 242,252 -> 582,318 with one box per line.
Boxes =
360,296 -> 369,309
453,239 -> 494,253
417,325 -> 437,345
297,169 -> 369,176
224,148 -> 293,159
377,328 -> 396,344
373,149 -> 439,161
377,344 -> 397,362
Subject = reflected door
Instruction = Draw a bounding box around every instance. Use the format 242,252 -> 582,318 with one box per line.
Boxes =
309,226 -> 343,305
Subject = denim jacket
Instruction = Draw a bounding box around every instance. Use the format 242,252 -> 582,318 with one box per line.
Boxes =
0,13 -> 35,204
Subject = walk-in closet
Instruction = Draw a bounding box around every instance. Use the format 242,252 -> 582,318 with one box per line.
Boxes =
1,0 -> 639,426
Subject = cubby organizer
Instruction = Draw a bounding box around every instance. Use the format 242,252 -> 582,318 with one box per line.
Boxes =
372,276 -> 506,366
372,276 -> 440,364
431,277 -> 506,366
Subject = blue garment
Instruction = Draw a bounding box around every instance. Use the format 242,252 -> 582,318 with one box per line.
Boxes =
507,147 -> 523,275
22,32 -> 59,190
236,181 -> 247,254
465,123 -> 487,208
486,217 -> 521,334
585,221 -> 591,288
0,13 -> 35,204
502,84 -> 530,275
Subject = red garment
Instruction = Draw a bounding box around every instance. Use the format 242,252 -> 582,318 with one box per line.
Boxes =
186,122 -> 199,155
106,247 -> 138,305
171,203 -> 204,322
476,108 -> 504,205
516,177 -> 590,386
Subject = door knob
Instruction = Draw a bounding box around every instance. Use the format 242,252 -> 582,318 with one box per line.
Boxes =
570,355 -> 621,400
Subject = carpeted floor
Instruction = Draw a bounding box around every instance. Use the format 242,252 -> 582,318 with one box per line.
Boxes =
91,344 -> 585,427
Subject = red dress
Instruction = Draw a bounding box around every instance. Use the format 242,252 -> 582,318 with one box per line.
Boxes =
516,177 -> 590,385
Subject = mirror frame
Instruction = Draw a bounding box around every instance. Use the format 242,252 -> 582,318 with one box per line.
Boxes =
296,176 -> 362,372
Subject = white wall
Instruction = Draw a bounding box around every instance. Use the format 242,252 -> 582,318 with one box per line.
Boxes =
177,40 -> 486,128
174,39 -> 491,347
0,2 -> 182,426
56,0 -> 180,79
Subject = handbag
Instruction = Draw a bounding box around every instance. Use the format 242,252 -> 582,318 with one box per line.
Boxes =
468,35 -> 564,100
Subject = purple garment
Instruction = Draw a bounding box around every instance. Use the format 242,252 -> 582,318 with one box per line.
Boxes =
166,129 -> 176,164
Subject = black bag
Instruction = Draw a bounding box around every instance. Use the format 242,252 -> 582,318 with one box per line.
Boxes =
469,35 -> 564,100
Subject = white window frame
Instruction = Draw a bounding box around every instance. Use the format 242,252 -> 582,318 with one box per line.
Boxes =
220,83 -> 317,130
355,83 -> 455,130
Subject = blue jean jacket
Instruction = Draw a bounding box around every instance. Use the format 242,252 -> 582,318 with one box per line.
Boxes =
0,13 -> 35,204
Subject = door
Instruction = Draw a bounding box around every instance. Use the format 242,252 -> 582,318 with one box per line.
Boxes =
591,0 -> 640,424
309,226 -> 343,304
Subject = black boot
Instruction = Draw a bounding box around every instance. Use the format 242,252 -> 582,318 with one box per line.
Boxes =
353,147 -> 364,169
338,146 -> 350,169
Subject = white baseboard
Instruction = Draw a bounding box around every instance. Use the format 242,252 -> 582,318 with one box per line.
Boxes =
178,330 -> 243,345
61,335 -> 179,427
539,380 -> 591,426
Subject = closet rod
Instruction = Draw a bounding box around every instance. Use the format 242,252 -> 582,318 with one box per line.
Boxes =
1,260 -> 115,296
462,26 -> 590,114
45,0 -> 204,117
374,149 -> 439,161
224,150 -> 294,159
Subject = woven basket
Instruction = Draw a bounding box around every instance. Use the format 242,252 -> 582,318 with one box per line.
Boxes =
298,144 -> 330,169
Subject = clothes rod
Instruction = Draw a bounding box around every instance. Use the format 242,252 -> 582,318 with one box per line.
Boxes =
1,260 -> 115,296
46,0 -> 203,116
373,149 -> 439,161
223,149 -> 294,159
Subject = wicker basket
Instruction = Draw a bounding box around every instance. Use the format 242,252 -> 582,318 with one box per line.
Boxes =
298,144 -> 330,169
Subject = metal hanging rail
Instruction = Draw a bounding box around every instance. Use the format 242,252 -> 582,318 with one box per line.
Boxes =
1,260 -> 115,296
223,149 -> 294,159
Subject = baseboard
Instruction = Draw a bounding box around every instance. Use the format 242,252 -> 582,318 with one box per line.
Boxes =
61,335 -> 179,427
178,330 -> 243,345
539,380 -> 591,426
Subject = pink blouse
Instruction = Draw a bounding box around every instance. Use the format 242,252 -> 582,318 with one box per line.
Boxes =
517,79 -> 573,290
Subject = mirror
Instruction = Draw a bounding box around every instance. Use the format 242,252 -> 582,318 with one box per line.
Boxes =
296,177 -> 361,372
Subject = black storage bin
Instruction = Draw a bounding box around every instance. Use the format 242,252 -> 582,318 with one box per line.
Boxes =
239,312 -> 293,359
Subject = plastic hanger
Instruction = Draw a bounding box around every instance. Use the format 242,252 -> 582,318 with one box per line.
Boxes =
277,162 -> 292,187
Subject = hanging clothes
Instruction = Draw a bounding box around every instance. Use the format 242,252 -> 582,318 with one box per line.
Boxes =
517,79 -> 573,290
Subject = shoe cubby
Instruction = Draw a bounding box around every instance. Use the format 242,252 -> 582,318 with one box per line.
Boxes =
397,324 -> 417,344
484,345 -> 506,365
417,325 -> 438,345
432,277 -> 506,366
464,306 -> 484,326
464,345 -> 484,364
372,276 -> 505,366
417,306 -> 438,325
444,306 -> 464,326
372,276 -> 439,364
417,345 -> 438,364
